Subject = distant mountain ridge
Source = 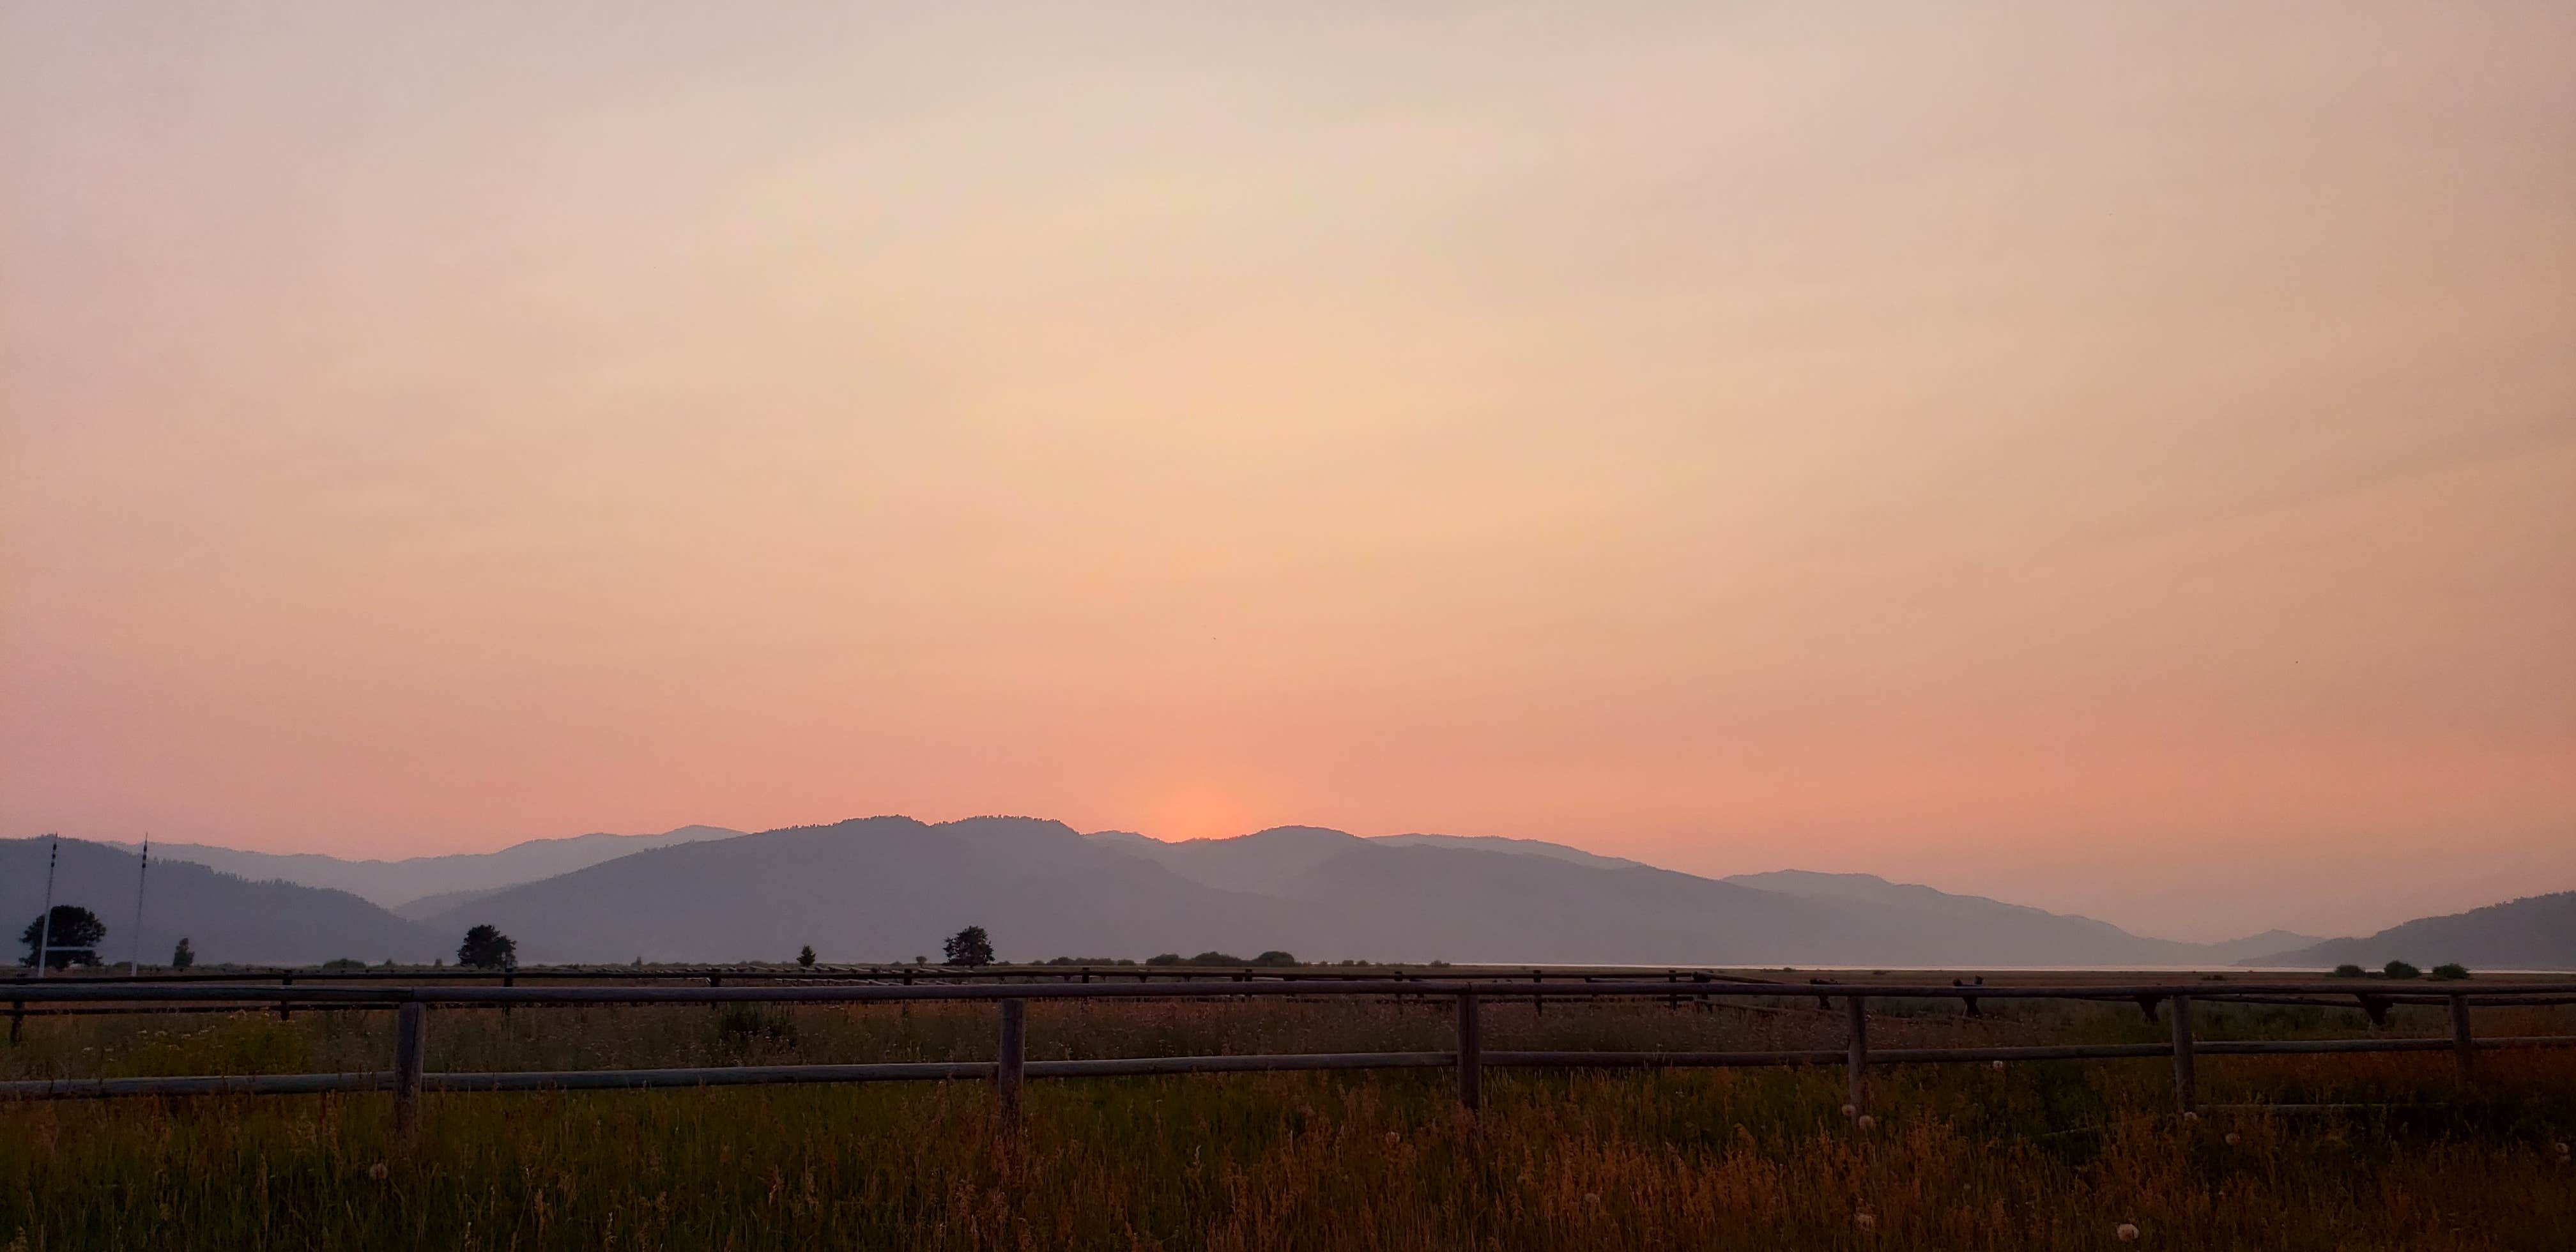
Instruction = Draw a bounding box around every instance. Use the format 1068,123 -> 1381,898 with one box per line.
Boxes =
2239,892 -> 2576,971
33,818 -> 2557,971
109,825 -> 742,910
1713,869 -> 2322,965
422,816 -> 1326,965
1089,828 -> 2308,967
3,837 -> 438,967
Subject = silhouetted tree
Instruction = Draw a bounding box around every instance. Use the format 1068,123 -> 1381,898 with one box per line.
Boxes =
2331,963 -> 2365,977
457,924 -> 517,970
1250,950 -> 1300,968
171,937 -> 195,969
942,926 -> 994,967
2431,963 -> 2470,981
2382,959 -> 2422,980
19,905 -> 105,970
797,945 -> 817,968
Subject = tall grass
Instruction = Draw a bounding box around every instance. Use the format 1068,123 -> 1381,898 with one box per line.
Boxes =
4,998 -> 2572,1249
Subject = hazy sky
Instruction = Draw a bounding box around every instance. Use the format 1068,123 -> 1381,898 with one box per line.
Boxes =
4,4 -> 2570,942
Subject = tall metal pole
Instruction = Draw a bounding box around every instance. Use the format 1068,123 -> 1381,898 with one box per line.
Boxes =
33,836 -> 59,978
128,834 -> 151,976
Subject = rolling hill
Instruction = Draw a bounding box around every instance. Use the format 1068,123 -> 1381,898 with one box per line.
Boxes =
3,837 -> 438,968
397,816 -> 2343,966
1717,869 -> 2320,966
1098,827 -> 2306,967
28,818 -> 2376,969
114,825 -> 742,910
2241,892 -> 2576,972
421,816 -> 1330,965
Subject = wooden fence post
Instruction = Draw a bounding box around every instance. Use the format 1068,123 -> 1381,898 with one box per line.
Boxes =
2169,994 -> 2195,1114
1846,995 -> 1868,1114
278,972 -> 293,1021
2450,992 -> 2475,1084
996,998 -> 1026,1121
392,1000 -> 427,1140
1456,991 -> 1483,1113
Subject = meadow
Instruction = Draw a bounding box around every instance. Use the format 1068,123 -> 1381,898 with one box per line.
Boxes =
3,988 -> 2572,1249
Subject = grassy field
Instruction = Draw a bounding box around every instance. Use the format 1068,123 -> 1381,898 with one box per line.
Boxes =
3,988 -> 2572,1249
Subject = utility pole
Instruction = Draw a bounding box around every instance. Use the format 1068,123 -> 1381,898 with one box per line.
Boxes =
33,836 -> 59,978
129,834 -> 151,976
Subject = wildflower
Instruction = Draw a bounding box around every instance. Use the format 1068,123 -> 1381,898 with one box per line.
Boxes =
1853,1212 -> 1876,1232
1840,1103 -> 1857,1118
1583,1193 -> 1600,1205
1857,1115 -> 1876,1131
1384,1130 -> 1400,1146
2115,1222 -> 2140,1242
2224,1133 -> 2241,1146
2181,1111 -> 2198,1122
1990,1060 -> 2005,1071
368,1162 -> 389,1181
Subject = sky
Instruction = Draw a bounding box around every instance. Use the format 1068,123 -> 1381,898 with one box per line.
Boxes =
3,3 -> 2570,943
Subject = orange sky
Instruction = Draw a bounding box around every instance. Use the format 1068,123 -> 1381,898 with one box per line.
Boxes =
4,4 -> 2570,942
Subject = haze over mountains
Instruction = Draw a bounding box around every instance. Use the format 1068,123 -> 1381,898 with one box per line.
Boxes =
2252,892 -> 2576,972
103,827 -> 742,913
13,819 -> 2566,972
2,837 -> 436,967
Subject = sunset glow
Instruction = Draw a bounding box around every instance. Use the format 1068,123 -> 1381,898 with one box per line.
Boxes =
3,4 -> 2570,942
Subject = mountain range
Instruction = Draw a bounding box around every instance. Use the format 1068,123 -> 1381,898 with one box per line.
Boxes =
102,826 -> 742,913
12,818 -> 2567,972
2247,892 -> 2576,972
3,836 -> 436,967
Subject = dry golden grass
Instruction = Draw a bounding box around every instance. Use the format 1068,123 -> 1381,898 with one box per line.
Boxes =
3,995 -> 2572,1249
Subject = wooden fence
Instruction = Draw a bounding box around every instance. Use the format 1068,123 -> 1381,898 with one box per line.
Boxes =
6,979 -> 2574,1132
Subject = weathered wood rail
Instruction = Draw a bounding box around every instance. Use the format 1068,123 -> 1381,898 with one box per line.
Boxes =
5,980 -> 2572,1131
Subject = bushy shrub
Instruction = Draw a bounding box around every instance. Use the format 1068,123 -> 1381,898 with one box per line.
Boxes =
1144,953 -> 1183,966
1188,951 -> 1245,966
2382,959 -> 2422,980
2331,964 -> 2366,978
2430,963 -> 2470,981
1249,950 -> 1300,967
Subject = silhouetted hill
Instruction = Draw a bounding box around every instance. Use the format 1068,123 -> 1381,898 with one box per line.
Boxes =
1094,828 -> 2274,966
3,837 -> 438,968
2242,892 -> 2576,972
1370,832 -> 1646,871
119,825 -> 742,909
54,817 -> 2359,968
422,817 -> 1331,965
1719,870 -> 2320,965
417,818 -> 2322,966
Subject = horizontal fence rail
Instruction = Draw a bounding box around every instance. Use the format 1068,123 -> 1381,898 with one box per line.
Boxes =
15,979 -> 2576,1004
6,980 -> 2572,1131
